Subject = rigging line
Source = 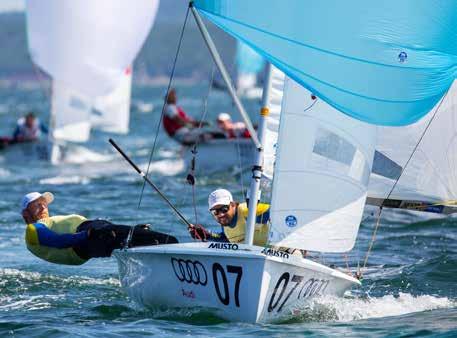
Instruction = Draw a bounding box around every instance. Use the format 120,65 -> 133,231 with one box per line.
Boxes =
361,205 -> 383,272
383,90 -> 449,207
343,253 -> 353,277
137,6 -> 191,209
361,89 -> 450,273
189,65 -> 216,226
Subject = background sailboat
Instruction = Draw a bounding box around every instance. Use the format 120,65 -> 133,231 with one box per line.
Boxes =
25,0 -> 159,163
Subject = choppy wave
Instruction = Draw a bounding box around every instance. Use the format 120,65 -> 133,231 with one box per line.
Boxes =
40,175 -> 94,185
39,175 -> 91,185
0,268 -> 120,287
0,167 -> 11,177
284,293 -> 456,323
139,159 -> 185,176
63,145 -> 114,164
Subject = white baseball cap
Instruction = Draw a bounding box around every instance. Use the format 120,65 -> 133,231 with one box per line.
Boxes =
217,113 -> 231,122
21,192 -> 54,211
208,189 -> 233,210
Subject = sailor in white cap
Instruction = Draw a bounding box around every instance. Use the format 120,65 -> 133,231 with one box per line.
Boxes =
216,113 -> 250,139
188,188 -> 270,245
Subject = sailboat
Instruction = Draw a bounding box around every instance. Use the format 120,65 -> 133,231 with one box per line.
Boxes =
114,1 -> 457,323
24,0 -> 159,164
180,65 -> 284,176
180,42 -> 266,175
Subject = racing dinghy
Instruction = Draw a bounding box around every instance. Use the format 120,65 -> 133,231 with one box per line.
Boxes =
115,242 -> 358,323
181,65 -> 284,176
113,1 -> 457,323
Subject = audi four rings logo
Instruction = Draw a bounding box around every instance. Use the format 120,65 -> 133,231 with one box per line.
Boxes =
171,257 -> 208,285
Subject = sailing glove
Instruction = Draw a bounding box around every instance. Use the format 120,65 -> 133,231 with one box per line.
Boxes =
188,224 -> 210,242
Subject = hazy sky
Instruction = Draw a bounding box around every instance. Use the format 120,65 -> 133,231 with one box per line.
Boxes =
0,0 -> 24,12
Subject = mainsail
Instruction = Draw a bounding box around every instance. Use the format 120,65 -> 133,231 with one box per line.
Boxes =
194,0 -> 457,126
268,78 -> 376,252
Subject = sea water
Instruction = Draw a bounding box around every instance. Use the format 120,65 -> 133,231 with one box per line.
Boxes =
0,81 -> 456,337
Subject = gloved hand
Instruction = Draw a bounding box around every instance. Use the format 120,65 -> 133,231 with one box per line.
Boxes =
188,224 -> 210,242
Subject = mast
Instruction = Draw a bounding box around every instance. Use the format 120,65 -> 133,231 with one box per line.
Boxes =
190,4 -> 261,149
245,63 -> 272,245
190,4 -> 274,245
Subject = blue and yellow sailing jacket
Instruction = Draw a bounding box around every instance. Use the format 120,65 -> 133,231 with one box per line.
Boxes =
210,202 -> 270,246
25,214 -> 88,265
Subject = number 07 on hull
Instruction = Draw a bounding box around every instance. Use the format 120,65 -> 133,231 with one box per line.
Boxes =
114,243 -> 359,323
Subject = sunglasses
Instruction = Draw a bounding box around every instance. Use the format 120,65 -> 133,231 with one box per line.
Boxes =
211,205 -> 230,216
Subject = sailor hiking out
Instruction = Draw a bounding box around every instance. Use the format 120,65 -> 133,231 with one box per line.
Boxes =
21,191 -> 178,265
162,88 -> 211,145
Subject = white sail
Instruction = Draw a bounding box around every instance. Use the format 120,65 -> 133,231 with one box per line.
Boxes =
92,68 -> 133,134
26,0 -> 159,97
263,66 -> 285,180
368,81 -> 457,204
51,81 -> 91,143
268,78 -> 376,252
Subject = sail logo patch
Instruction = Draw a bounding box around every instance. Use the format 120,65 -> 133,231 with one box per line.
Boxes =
285,215 -> 297,227
398,51 -> 407,63
208,242 -> 239,250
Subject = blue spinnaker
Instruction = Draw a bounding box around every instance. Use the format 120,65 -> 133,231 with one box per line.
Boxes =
236,41 -> 265,74
194,0 -> 457,126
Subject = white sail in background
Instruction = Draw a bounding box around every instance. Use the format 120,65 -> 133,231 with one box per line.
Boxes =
51,81 -> 91,143
268,78 -> 376,252
92,68 -> 133,134
369,81 -> 457,203
263,66 -> 285,180
26,0 -> 159,97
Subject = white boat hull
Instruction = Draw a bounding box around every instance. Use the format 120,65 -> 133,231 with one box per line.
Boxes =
182,139 -> 255,175
114,243 -> 359,323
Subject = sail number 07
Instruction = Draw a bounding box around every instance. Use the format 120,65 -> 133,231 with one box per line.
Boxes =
212,263 -> 243,307
268,272 -> 330,313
